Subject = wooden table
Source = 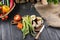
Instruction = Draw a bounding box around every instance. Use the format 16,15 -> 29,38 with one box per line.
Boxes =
0,3 -> 60,40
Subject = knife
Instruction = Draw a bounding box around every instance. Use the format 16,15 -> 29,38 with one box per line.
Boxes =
35,25 -> 45,40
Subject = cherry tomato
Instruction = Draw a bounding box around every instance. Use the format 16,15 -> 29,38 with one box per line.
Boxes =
14,14 -> 21,22
1,17 -> 5,21
17,22 -> 23,30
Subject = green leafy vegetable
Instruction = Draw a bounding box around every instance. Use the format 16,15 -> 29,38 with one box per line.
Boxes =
21,15 -> 36,39
47,0 -> 59,4
47,0 -> 53,4
53,0 -> 59,4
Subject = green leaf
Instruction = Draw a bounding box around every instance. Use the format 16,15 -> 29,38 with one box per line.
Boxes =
47,0 -> 53,4
53,0 -> 59,4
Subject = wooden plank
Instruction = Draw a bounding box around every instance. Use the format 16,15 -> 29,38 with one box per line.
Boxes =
1,3 -> 60,40
0,21 -> 2,40
1,21 -> 12,40
9,23 -> 23,40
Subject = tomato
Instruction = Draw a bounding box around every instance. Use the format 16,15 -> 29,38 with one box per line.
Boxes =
2,5 -> 10,13
17,22 -> 23,30
5,16 -> 8,19
1,16 -> 8,21
1,17 -> 5,21
14,14 -> 22,22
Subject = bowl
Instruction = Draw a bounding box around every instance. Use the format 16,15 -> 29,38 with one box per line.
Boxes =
0,3 -> 15,18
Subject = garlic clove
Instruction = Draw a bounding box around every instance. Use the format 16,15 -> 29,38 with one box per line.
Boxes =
37,17 -> 42,20
31,15 -> 36,20
32,21 -> 36,27
36,21 -> 42,28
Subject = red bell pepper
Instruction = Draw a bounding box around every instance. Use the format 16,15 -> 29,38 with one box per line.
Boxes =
10,0 -> 14,9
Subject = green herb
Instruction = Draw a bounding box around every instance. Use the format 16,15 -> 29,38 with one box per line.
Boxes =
47,0 -> 53,4
47,0 -> 59,4
53,0 -> 59,4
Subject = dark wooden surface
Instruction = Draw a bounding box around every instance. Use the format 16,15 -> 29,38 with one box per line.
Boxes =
0,3 -> 60,40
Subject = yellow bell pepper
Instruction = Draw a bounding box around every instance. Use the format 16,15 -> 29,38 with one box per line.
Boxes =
2,5 -> 10,13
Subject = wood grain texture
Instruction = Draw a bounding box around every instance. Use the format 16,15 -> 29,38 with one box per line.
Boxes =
0,3 -> 60,40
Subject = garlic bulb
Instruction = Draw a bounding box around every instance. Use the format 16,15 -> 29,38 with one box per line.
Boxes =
37,17 -> 43,23
37,17 -> 42,21
36,22 -> 41,28
32,21 -> 36,27
36,17 -> 43,28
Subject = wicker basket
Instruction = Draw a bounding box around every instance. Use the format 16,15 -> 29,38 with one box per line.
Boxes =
0,3 -> 15,18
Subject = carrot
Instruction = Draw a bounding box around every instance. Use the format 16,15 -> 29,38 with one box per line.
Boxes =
17,22 -> 23,30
